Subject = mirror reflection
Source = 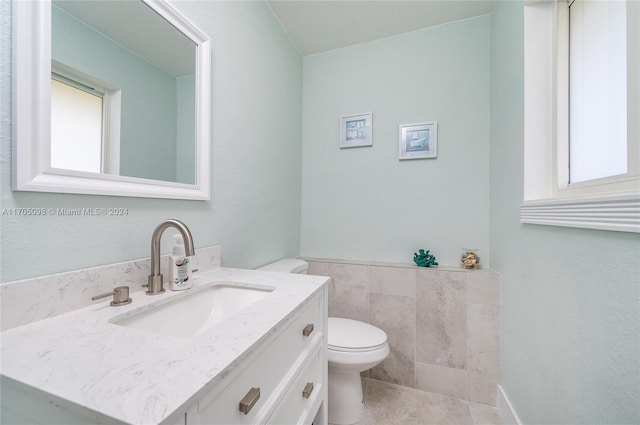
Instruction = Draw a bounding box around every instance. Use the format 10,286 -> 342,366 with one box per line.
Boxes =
51,0 -> 197,184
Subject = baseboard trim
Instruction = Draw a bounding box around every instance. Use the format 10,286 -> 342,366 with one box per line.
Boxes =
497,385 -> 522,425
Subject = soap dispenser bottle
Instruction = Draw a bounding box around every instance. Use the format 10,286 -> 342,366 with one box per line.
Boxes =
168,234 -> 192,291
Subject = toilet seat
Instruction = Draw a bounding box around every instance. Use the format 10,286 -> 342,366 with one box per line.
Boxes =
329,343 -> 387,353
328,317 -> 387,352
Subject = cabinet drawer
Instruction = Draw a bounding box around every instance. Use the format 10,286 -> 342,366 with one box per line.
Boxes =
194,294 -> 323,425
267,345 -> 323,425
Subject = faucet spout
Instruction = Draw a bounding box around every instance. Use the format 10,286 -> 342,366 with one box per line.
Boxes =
146,219 -> 195,295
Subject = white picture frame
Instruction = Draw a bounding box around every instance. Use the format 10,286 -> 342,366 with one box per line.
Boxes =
399,122 -> 437,160
340,112 -> 373,148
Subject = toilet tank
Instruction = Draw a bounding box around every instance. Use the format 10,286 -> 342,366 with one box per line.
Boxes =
257,258 -> 308,274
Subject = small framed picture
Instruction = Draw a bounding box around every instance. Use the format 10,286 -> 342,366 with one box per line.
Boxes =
399,122 -> 437,160
340,112 -> 372,148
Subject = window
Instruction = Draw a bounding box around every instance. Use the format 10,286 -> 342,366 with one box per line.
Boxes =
521,0 -> 639,233
50,62 -> 121,175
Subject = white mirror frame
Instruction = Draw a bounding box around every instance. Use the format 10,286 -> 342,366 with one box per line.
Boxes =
12,0 -> 211,200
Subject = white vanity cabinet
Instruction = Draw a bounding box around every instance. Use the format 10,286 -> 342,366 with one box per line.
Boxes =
0,268 -> 329,425
187,290 -> 327,425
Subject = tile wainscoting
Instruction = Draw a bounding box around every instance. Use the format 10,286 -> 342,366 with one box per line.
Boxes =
305,258 -> 500,406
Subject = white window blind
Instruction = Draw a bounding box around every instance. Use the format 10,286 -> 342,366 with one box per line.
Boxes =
569,0 -> 628,183
50,78 -> 104,174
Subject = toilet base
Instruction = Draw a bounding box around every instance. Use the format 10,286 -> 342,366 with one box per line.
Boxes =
328,369 -> 364,425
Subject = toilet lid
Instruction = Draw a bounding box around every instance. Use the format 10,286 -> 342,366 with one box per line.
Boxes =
328,317 -> 387,352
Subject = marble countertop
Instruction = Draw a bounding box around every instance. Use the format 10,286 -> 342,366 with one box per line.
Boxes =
0,268 -> 329,424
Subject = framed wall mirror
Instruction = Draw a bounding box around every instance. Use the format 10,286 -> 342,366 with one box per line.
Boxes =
12,0 -> 211,200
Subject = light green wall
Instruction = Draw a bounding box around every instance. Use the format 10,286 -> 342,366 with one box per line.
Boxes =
177,74 -> 196,184
490,2 -> 639,424
301,15 -> 491,267
0,0 -> 303,282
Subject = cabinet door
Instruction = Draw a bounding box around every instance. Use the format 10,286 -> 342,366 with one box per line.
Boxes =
191,294 -> 323,425
267,346 -> 324,425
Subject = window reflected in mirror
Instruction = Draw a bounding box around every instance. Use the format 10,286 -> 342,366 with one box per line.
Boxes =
51,78 -> 103,174
51,0 -> 197,185
51,62 -> 122,175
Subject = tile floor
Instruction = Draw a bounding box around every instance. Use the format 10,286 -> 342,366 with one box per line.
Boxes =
360,378 -> 504,425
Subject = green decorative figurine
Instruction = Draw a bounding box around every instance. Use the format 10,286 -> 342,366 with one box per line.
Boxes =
413,249 -> 438,267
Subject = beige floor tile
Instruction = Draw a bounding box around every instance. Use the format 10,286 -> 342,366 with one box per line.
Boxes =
362,379 -> 417,425
415,391 -> 474,425
358,379 -> 503,425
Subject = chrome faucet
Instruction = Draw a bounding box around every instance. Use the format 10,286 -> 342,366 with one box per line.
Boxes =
145,219 -> 195,295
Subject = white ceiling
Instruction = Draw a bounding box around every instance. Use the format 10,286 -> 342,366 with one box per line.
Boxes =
53,1 -> 196,77
55,1 -> 495,71
267,0 -> 495,56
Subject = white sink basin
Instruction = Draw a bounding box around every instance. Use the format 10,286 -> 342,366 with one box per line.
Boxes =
113,283 -> 273,338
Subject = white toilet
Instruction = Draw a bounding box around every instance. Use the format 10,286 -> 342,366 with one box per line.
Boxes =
258,258 -> 390,425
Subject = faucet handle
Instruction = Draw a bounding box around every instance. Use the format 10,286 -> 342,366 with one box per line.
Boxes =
92,286 -> 132,307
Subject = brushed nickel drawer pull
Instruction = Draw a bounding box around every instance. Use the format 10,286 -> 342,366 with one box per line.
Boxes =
239,387 -> 260,415
302,323 -> 314,337
302,382 -> 314,399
